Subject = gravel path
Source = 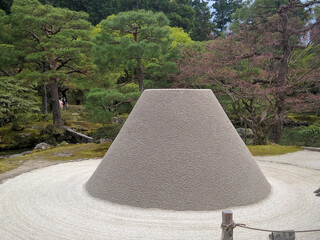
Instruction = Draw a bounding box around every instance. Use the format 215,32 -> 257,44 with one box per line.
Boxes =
255,149 -> 320,170
0,151 -> 319,240
0,159 -> 64,184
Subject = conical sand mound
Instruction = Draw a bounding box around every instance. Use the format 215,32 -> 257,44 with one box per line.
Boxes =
86,89 -> 271,211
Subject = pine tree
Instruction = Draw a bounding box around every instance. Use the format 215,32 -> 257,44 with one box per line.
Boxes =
191,0 -> 215,41
93,10 -> 177,92
10,0 -> 93,128
212,0 -> 243,34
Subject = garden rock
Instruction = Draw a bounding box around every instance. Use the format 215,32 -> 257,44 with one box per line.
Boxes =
236,128 -> 254,138
34,142 -> 51,150
112,117 -> 124,125
99,138 -> 112,143
54,153 -> 73,157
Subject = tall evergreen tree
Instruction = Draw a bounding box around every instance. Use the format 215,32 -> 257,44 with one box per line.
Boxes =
191,0 -> 215,41
10,0 -> 93,128
0,10 -> 39,129
0,76 -> 39,130
37,0 -> 196,32
1,0 -> 197,34
93,10 -> 177,92
212,0 -> 243,34
0,0 -> 12,13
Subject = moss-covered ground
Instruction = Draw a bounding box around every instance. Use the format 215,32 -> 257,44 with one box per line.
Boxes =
248,145 -> 302,156
287,113 -> 320,123
0,158 -> 22,173
0,142 -> 111,174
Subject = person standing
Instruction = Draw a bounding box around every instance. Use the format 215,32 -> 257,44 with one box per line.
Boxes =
59,98 -> 63,109
62,97 -> 68,110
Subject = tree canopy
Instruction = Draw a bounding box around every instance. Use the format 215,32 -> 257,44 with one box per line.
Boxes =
191,0 -> 215,41
9,0 -> 93,128
175,0 -> 320,144
93,10 -> 177,92
212,0 -> 243,34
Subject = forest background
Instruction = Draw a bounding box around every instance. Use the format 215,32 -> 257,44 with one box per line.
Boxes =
0,0 -> 320,154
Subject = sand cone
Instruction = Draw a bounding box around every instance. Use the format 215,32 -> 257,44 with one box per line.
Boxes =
86,89 -> 271,211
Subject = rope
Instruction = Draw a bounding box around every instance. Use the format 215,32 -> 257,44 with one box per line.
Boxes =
221,222 -> 236,231
221,222 -> 320,233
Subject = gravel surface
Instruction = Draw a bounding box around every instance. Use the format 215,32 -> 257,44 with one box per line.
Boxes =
0,151 -> 319,240
255,150 -> 320,170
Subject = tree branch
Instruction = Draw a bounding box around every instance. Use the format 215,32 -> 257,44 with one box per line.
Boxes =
56,58 -> 73,71
21,29 -> 41,44
1,69 -> 10,76
64,65 -> 88,76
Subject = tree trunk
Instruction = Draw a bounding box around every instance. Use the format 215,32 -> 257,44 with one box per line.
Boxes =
269,15 -> 290,143
41,82 -> 48,114
269,98 -> 286,143
137,58 -> 144,92
252,128 -> 267,145
49,77 -> 63,129
11,113 -> 20,131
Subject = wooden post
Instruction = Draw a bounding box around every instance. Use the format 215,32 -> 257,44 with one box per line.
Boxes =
221,210 -> 233,240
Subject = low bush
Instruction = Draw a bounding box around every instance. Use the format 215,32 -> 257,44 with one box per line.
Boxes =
92,124 -> 123,141
280,124 -> 320,147
291,124 -> 320,147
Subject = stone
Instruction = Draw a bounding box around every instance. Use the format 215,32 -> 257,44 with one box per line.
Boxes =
236,128 -> 254,138
64,127 -> 93,143
54,153 -> 73,157
58,141 -> 69,146
99,138 -> 112,143
9,154 -> 23,158
34,142 -> 51,150
22,151 -> 33,155
112,117 -> 124,125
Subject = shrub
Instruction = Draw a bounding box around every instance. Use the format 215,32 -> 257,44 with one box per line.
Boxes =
292,124 -> 320,147
282,124 -> 320,147
92,124 -> 123,141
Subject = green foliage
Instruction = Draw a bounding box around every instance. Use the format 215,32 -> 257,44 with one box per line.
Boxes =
85,88 -> 140,124
0,76 -> 39,126
288,124 -> 320,147
35,0 -> 195,33
0,0 -> 12,13
168,26 -> 193,47
8,0 -> 94,127
0,123 -> 42,150
191,0 -> 215,41
287,113 -> 320,123
0,10 -> 20,76
10,0 -> 93,83
233,0 -> 309,27
93,10 -> 178,91
212,0 -> 243,34
92,124 -> 123,141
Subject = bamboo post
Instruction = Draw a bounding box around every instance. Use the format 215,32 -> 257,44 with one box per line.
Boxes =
221,210 -> 233,240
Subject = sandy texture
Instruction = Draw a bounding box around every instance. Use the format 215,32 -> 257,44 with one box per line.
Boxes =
0,159 -> 64,183
0,152 -> 319,240
86,89 -> 271,210
255,150 -> 320,170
